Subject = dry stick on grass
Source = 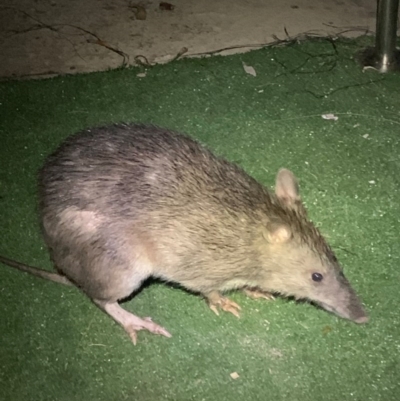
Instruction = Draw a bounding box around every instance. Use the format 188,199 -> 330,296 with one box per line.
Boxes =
186,27 -> 384,100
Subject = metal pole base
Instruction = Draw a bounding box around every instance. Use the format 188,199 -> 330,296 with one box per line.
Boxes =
359,46 -> 400,72
358,0 -> 400,73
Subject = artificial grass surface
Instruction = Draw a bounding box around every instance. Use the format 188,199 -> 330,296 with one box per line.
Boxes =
0,37 -> 399,401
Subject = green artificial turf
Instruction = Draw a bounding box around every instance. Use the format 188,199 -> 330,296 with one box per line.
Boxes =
0,37 -> 399,401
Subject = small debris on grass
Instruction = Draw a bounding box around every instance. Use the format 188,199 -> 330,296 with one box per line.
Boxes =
269,348 -> 283,358
321,113 -> 338,121
159,2 -> 175,10
369,180 -> 376,184
363,66 -> 378,72
242,62 -> 256,77
137,71 -> 147,78
362,134 -> 369,139
230,372 -> 240,380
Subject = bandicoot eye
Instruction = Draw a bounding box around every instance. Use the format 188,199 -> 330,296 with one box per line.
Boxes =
312,272 -> 323,282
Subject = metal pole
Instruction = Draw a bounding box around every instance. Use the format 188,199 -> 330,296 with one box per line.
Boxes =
359,0 -> 400,72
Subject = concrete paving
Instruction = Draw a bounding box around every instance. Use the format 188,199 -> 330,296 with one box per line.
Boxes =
0,0 -> 383,79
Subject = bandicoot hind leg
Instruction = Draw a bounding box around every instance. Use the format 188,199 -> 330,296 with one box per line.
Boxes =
94,300 -> 171,345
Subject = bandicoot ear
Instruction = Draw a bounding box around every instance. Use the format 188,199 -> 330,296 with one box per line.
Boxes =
275,168 -> 300,206
263,221 -> 292,244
